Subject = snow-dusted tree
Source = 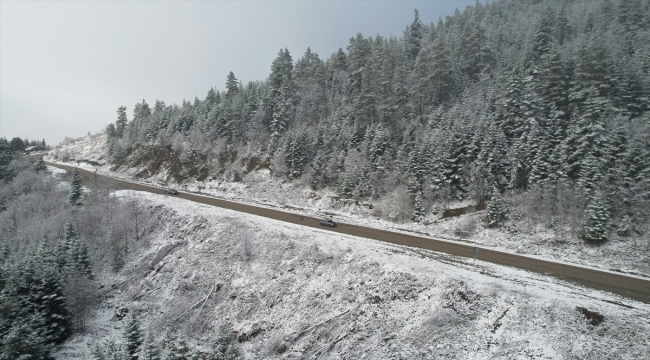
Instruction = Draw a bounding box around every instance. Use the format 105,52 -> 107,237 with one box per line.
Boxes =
116,106 -> 128,138
225,71 -> 239,98
0,318 -> 52,360
68,167 -> 83,205
211,327 -> 241,360
463,24 -> 492,80
133,99 -> 152,121
283,130 -> 306,179
497,70 -> 524,139
34,157 -> 47,172
108,230 -> 124,273
310,150 -> 329,189
269,49 -> 295,138
531,8 -> 555,62
162,336 -> 190,360
406,9 -> 423,68
68,236 -> 92,278
139,332 -> 161,360
89,344 -> 107,360
57,222 -> 76,270
582,191 -> 609,242
486,185 -> 506,228
0,137 -> 14,182
123,312 -> 143,360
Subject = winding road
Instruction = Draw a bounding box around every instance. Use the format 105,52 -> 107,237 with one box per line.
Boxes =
46,161 -> 650,303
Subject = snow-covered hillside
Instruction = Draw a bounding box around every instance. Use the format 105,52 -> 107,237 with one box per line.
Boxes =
53,188 -> 650,359
45,135 -> 650,278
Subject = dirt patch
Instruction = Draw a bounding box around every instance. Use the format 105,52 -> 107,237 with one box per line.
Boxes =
243,156 -> 271,173
118,144 -> 210,183
442,203 -> 486,219
576,307 -> 604,326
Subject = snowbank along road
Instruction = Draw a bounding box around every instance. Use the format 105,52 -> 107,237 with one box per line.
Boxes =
46,161 -> 650,303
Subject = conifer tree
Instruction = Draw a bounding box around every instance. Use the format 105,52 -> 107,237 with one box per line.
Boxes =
487,185 -> 506,228
497,71 -> 524,139
133,100 -> 152,122
109,230 -> 124,273
310,150 -> 329,189
163,337 -> 190,360
582,191 -> 609,241
68,167 -> 83,205
538,48 -> 567,118
0,138 -> 14,182
34,157 -> 47,172
89,344 -> 107,360
211,327 -> 241,360
0,318 -> 52,360
123,312 -> 143,360
531,9 -> 555,62
139,332 -> 161,360
463,24 -> 491,80
225,72 -> 238,99
406,9 -> 423,68
116,106 -> 128,138
57,222 -> 77,271
283,130 -> 306,179
68,237 -> 93,278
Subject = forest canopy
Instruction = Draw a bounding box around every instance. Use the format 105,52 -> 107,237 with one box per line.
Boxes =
105,0 -> 649,240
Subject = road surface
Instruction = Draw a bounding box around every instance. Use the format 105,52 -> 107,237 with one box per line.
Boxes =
46,161 -> 650,303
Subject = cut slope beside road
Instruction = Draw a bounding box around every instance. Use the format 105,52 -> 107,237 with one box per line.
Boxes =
46,161 -> 650,303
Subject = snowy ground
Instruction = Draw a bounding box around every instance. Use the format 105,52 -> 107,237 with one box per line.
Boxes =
53,188 -> 650,359
45,134 -> 650,278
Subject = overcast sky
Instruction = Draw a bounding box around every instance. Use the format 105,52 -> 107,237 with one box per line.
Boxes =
1,1 -> 478,145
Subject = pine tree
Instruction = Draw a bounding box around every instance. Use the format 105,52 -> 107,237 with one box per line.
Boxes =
89,344 -> 107,360
0,137 -> 15,182
68,237 -> 92,278
497,71 -> 524,139
283,130 -> 306,179
211,327 -> 241,360
109,230 -> 124,273
123,312 -> 143,360
528,123 -> 552,186
406,9 -> 423,68
57,222 -> 76,271
133,99 -> 152,121
486,185 -> 506,228
582,191 -> 609,242
619,61 -> 648,118
163,337 -> 190,360
226,72 -> 238,98
441,128 -> 467,200
538,47 -> 567,118
411,191 -> 425,222
68,167 -> 83,205
0,318 -> 52,360
463,24 -> 491,80
531,8 -> 555,62
116,106 -> 128,138
139,332 -> 161,360
34,157 -> 47,172
310,150 -> 329,189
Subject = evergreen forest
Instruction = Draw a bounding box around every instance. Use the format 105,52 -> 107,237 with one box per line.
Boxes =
104,0 -> 648,241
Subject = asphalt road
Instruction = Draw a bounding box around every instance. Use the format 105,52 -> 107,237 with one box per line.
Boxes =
47,161 -> 650,303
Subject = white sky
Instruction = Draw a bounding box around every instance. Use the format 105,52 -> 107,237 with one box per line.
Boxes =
1,1 -> 478,145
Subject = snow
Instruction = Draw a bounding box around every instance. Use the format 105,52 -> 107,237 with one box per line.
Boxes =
53,187 -> 650,359
45,134 -> 650,278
